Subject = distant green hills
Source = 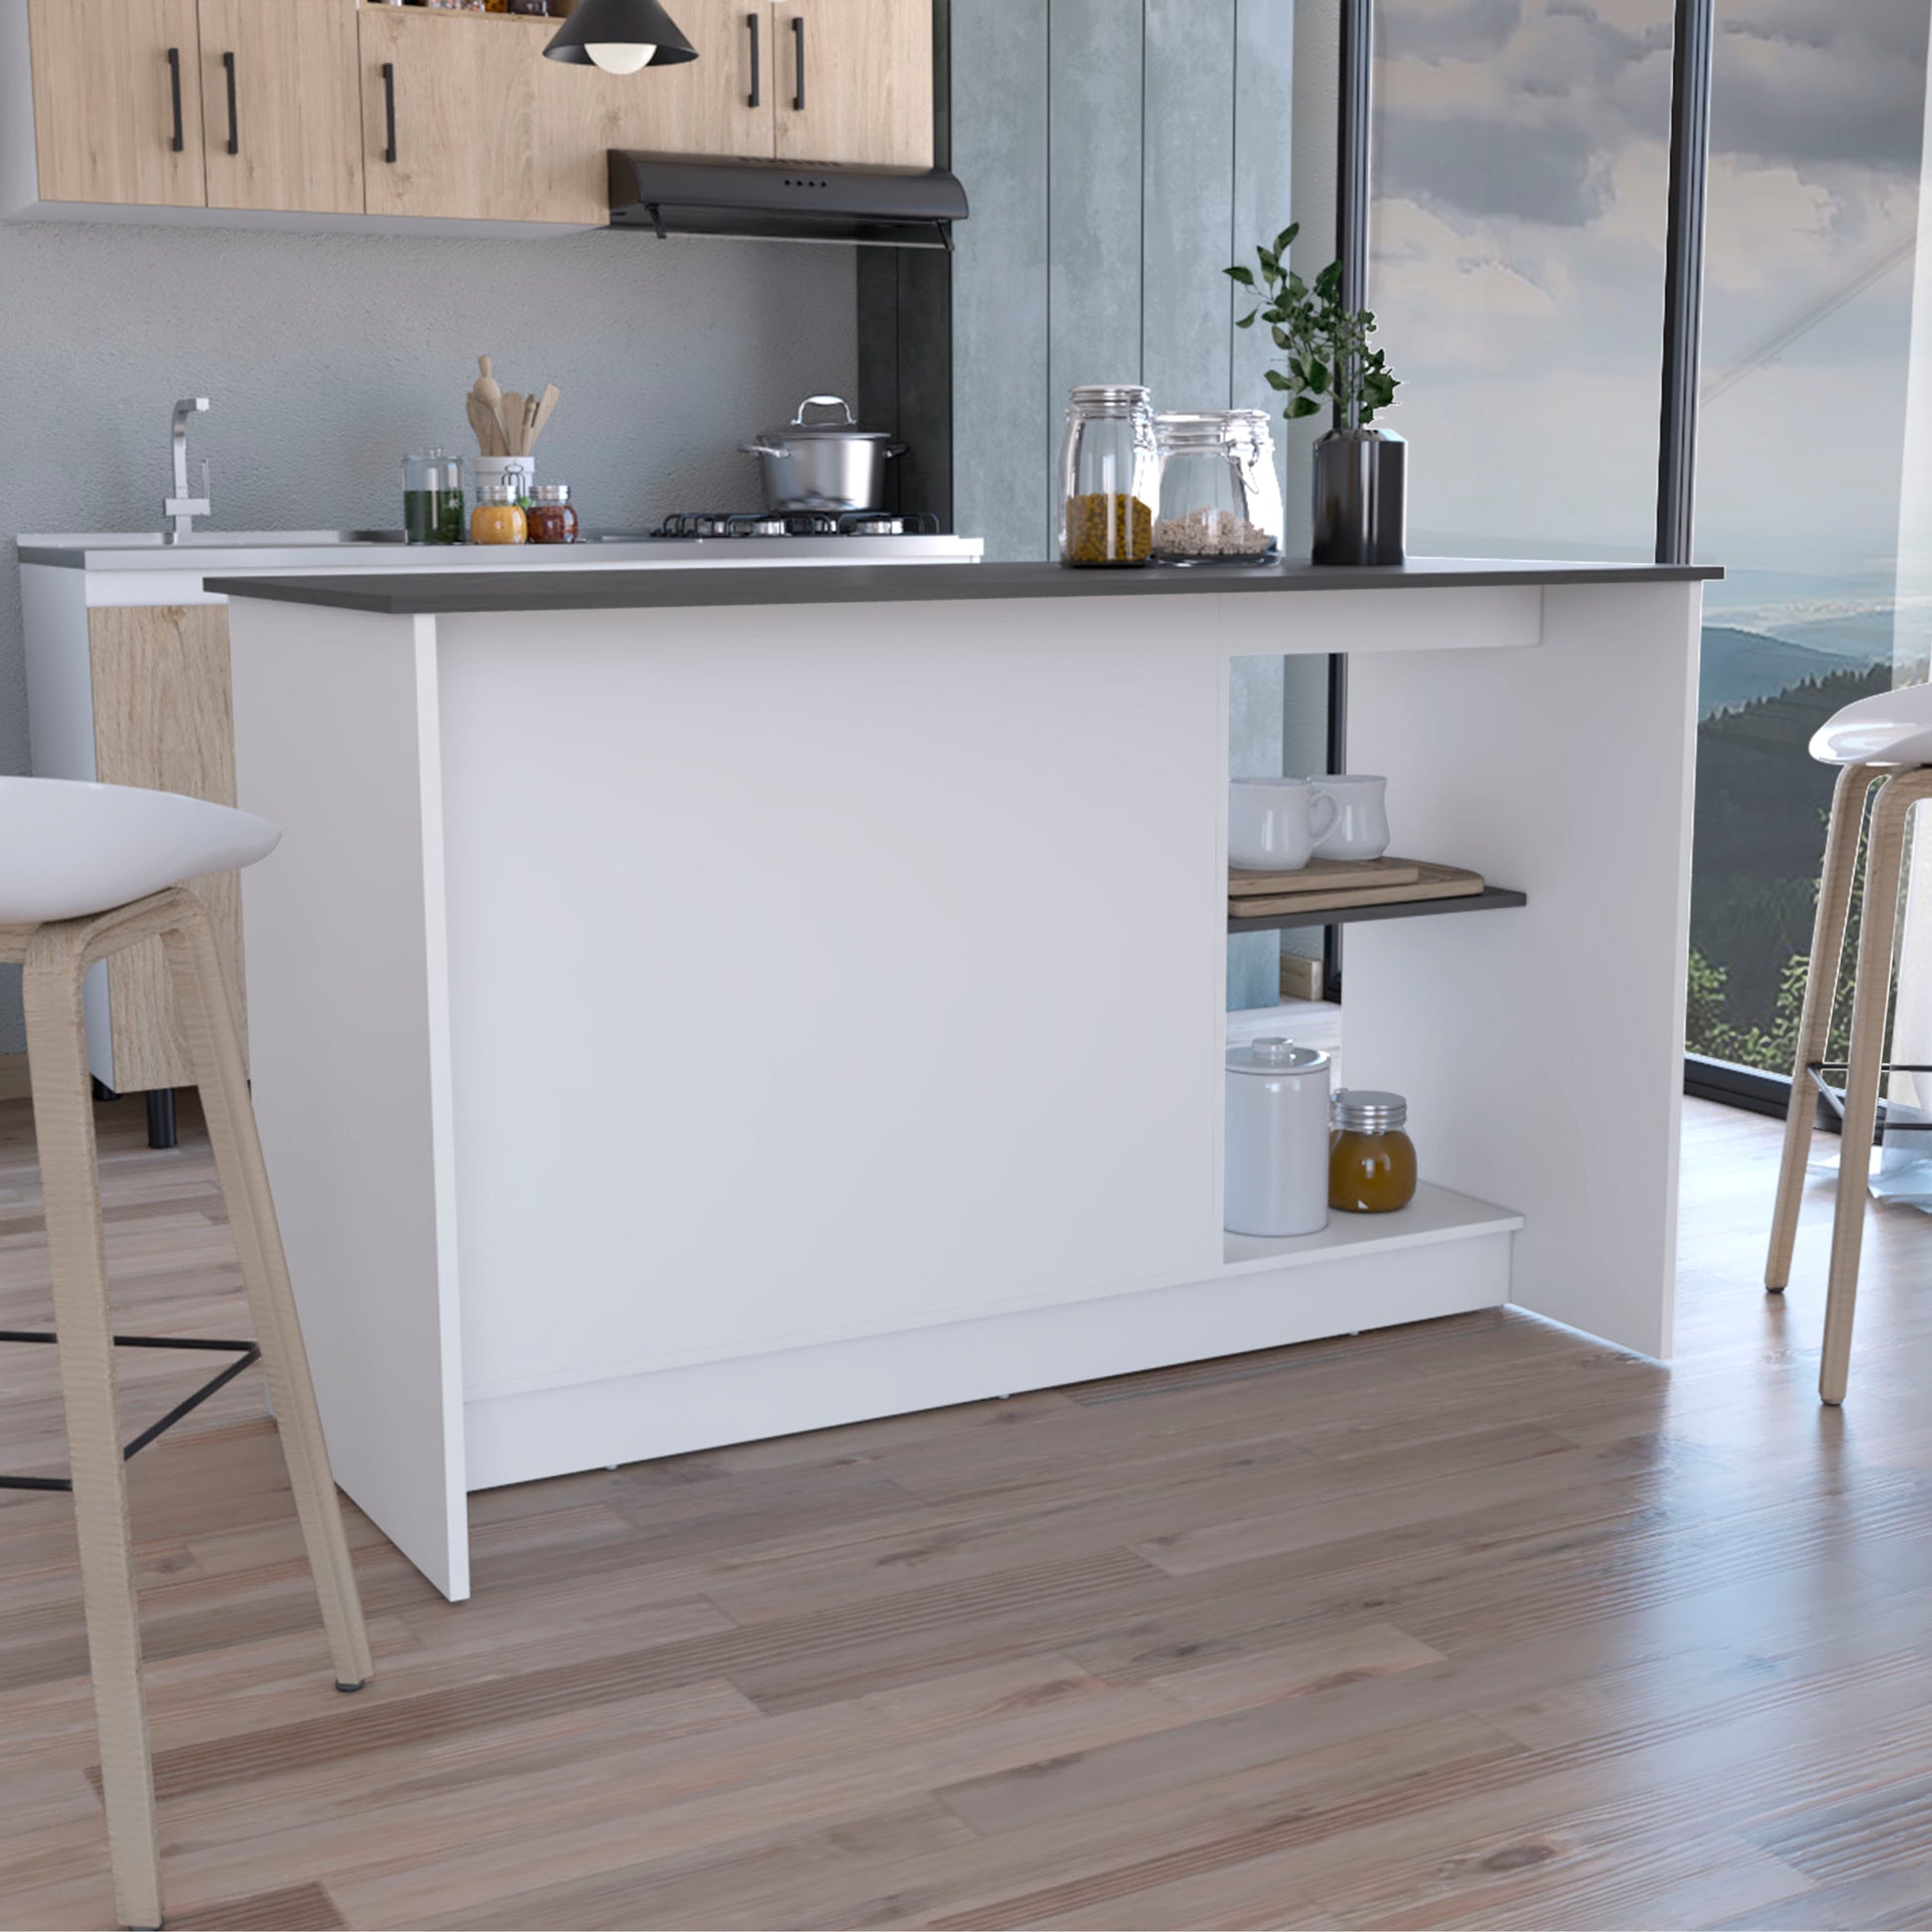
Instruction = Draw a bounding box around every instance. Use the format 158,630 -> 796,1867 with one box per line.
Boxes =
1691,639 -> 1893,1060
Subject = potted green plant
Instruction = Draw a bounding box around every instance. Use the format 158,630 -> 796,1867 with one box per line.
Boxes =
1227,221 -> 1405,565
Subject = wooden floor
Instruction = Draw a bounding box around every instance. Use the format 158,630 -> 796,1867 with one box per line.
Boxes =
4,1094 -> 1932,1930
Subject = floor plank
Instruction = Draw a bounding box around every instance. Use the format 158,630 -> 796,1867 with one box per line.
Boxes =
3,1091 -> 1931,1927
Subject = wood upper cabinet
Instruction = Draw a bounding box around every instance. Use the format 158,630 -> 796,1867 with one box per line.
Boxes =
599,0 -> 774,160
26,0 -> 208,207
198,0 -> 363,214
359,3 -> 616,223
772,0 -> 932,169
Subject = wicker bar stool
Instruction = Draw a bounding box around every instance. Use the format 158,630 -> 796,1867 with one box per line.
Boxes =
0,776 -> 371,1930
1766,685 -> 1932,1406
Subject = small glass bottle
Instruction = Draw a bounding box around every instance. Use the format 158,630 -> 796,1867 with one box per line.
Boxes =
471,480 -> 527,545
527,482 -> 579,544
1057,384 -> 1157,567
1329,1090 -> 1418,1213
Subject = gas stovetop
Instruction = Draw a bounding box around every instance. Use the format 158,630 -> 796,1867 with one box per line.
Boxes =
585,509 -> 982,565
650,509 -> 944,539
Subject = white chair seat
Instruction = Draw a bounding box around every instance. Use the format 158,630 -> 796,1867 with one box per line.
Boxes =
1810,682 -> 1932,767
0,776 -> 279,923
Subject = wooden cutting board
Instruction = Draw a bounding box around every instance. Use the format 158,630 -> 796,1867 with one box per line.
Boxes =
1228,856 -> 1423,897
1229,861 -> 1487,919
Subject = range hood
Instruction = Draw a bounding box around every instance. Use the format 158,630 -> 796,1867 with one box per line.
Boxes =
608,154 -> 968,249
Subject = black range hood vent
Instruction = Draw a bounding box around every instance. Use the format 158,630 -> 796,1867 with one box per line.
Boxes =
609,154 -> 968,249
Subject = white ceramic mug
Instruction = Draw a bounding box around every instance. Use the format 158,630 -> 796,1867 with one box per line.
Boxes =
1229,777 -> 1340,872
1311,773 -> 1391,862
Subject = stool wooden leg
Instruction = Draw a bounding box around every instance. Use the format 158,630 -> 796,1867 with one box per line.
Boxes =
23,926 -> 163,1932
1768,761 -> 1880,1291
160,898 -> 374,1691
1819,771 -> 1932,1404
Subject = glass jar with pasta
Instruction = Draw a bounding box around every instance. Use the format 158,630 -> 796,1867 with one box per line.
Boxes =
1057,385 -> 1157,567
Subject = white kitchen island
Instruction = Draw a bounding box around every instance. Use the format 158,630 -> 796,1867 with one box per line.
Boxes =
215,557 -> 1715,1598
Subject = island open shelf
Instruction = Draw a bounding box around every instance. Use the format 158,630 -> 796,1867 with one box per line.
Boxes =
1229,885 -> 1528,933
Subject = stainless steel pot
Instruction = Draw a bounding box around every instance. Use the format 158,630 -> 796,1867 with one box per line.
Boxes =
740,395 -> 904,511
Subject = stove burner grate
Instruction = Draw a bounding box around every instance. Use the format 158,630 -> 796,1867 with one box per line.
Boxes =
652,509 -> 942,539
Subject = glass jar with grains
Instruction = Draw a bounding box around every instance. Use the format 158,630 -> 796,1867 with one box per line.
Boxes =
1153,410 -> 1283,563
1057,384 -> 1157,567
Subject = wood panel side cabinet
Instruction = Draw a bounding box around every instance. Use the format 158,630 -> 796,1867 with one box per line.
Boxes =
87,606 -> 248,1092
198,0 -> 363,213
773,0 -> 932,169
25,0 -> 208,207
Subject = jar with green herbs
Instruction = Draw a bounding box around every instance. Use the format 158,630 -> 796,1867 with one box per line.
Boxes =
402,449 -> 466,546
1057,384 -> 1157,567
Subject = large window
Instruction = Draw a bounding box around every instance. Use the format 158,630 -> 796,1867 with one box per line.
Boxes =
1370,0 -> 1674,562
1690,3 -> 1929,1073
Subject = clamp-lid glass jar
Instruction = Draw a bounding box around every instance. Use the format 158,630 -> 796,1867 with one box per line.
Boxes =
1329,1089 -> 1417,1213
1153,410 -> 1283,563
527,482 -> 578,545
1057,384 -> 1157,567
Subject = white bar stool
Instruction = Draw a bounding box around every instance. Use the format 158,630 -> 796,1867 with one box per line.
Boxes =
0,777 -> 371,1930
1766,684 -> 1932,1406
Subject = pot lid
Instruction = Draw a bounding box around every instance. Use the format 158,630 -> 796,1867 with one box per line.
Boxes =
764,395 -> 897,443
1226,1036 -> 1329,1077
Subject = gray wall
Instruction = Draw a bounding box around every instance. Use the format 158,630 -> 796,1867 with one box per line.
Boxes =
0,218 -> 857,1053
951,0 -> 1333,1008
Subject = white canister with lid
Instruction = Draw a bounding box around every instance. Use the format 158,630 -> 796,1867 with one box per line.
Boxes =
1224,1037 -> 1331,1237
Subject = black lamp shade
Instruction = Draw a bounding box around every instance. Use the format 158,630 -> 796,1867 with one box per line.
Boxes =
544,0 -> 699,68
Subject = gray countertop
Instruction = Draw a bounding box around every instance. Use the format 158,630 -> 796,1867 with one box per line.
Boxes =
207,556 -> 1723,617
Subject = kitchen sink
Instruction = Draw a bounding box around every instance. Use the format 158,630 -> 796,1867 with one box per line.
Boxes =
24,529 -> 406,549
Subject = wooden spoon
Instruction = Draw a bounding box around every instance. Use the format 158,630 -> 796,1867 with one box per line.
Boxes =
466,392 -> 498,456
501,392 -> 526,457
529,383 -> 561,445
475,356 -> 506,451
520,393 -> 541,455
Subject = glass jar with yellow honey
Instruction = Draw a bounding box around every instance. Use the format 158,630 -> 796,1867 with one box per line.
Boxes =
1057,385 -> 1157,567
471,481 -> 527,546
1329,1089 -> 1417,1213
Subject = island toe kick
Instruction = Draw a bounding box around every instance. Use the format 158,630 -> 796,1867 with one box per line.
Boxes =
221,564 -> 1707,1597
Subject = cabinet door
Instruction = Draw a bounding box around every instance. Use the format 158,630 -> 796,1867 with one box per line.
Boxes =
198,0 -> 363,213
602,0 -> 773,159
87,605 -> 248,1091
772,0 -> 931,169
27,0 -> 207,207
359,4 -> 607,224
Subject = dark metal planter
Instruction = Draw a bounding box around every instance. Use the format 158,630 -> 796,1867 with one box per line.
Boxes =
1311,427 -> 1407,566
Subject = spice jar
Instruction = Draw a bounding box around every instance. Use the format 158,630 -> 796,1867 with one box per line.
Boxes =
471,480 -> 526,546
1057,384 -> 1157,567
1329,1090 -> 1418,1213
527,482 -> 579,544
1153,411 -> 1283,563
402,449 -> 466,546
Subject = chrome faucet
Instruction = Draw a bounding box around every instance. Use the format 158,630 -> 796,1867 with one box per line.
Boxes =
164,397 -> 211,543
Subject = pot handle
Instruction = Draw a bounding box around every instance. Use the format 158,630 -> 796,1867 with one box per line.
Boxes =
886,443 -> 907,458
740,440 -> 793,459
791,394 -> 858,427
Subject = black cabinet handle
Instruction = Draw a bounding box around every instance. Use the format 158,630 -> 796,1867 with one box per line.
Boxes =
746,10 -> 759,107
221,50 -> 238,156
381,61 -> 397,164
166,47 -> 184,152
792,13 -> 805,110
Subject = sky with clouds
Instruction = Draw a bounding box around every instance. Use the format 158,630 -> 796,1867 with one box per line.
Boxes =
1370,0 -> 1929,621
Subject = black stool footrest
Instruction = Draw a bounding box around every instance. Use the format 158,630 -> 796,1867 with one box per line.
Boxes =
0,1330 -> 260,1492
